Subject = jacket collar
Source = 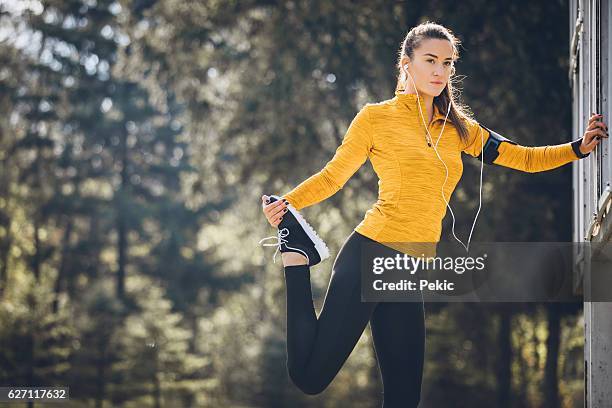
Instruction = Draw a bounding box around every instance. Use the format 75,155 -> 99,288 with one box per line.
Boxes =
394,89 -> 454,124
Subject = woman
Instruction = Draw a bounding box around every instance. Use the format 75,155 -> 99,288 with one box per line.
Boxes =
259,22 -> 607,407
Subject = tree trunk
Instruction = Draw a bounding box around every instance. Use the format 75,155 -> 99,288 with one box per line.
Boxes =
116,131 -> 128,299
26,293 -> 36,408
544,305 -> 560,408
0,232 -> 10,297
0,152 -> 9,297
517,324 -> 529,407
52,219 -> 73,313
116,211 -> 127,299
497,307 -> 512,408
33,216 -> 41,281
95,340 -> 107,408
153,351 -> 161,408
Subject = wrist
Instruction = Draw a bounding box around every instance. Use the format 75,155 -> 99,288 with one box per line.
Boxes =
571,138 -> 590,158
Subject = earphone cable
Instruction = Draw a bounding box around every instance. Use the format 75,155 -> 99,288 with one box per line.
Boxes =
406,68 -> 484,253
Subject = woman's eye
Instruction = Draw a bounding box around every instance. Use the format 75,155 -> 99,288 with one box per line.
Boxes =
427,59 -> 435,64
444,62 -> 452,66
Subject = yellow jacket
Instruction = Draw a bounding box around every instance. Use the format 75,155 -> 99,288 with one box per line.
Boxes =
283,90 -> 584,258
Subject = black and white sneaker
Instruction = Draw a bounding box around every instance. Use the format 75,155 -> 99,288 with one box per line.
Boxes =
258,195 -> 330,266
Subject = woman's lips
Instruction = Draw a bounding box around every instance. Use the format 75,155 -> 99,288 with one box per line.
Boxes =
431,81 -> 444,85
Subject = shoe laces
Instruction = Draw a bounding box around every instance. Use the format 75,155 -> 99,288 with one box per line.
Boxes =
258,227 -> 308,264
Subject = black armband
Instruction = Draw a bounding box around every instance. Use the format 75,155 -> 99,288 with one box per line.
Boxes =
571,137 -> 590,158
476,125 -> 518,165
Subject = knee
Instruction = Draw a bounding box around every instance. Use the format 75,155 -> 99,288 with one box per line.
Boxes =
287,366 -> 330,395
290,377 -> 329,396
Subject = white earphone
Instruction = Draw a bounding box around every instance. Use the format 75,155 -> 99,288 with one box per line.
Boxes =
403,62 -> 484,253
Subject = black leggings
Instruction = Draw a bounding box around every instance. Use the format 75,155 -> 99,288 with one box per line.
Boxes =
283,230 -> 425,407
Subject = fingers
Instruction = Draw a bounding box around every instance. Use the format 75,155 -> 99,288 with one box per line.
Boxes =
261,195 -> 289,227
584,128 -> 608,143
588,113 -> 608,129
584,113 -> 608,152
582,131 -> 606,154
268,203 -> 288,219
269,207 -> 288,226
261,195 -> 283,211
587,120 -> 608,132
589,112 -> 603,123
263,198 -> 287,215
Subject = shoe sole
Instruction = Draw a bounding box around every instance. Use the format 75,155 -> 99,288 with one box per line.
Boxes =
271,195 -> 330,264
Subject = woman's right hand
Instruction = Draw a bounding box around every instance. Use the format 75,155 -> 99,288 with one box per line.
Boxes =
261,195 -> 288,228
580,112 -> 608,155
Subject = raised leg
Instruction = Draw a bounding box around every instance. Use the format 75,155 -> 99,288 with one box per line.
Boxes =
283,231 -> 377,395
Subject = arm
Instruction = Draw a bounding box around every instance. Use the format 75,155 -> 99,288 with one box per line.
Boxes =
282,105 -> 374,210
461,119 -> 589,173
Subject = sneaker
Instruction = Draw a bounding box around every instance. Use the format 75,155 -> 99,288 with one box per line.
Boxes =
258,195 -> 330,266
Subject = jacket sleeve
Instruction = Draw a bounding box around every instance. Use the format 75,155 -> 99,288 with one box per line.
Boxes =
282,105 -> 374,210
460,119 -> 589,173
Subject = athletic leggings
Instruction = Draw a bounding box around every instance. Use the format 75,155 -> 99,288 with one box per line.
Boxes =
283,230 -> 425,408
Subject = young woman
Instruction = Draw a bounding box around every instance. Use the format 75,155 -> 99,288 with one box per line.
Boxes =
259,22 -> 608,407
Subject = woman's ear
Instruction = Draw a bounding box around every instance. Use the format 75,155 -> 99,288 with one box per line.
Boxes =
450,66 -> 456,76
401,56 -> 411,71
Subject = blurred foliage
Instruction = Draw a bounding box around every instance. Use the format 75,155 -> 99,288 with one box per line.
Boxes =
0,0 -> 583,407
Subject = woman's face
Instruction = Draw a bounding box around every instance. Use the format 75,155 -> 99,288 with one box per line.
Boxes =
401,38 -> 455,97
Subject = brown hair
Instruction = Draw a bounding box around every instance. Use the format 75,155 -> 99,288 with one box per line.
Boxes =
395,22 -> 473,143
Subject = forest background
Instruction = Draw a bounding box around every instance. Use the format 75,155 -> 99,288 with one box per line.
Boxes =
0,0 -> 583,407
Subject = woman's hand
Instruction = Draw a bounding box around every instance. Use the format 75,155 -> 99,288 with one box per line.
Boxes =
581,113 -> 609,155
261,195 -> 288,228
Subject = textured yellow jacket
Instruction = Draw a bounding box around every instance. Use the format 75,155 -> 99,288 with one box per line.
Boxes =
283,90 -> 586,258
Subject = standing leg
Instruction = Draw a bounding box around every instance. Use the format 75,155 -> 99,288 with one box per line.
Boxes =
283,231 -> 378,395
370,299 -> 426,408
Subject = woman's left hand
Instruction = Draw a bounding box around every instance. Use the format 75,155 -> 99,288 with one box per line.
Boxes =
581,113 -> 609,155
